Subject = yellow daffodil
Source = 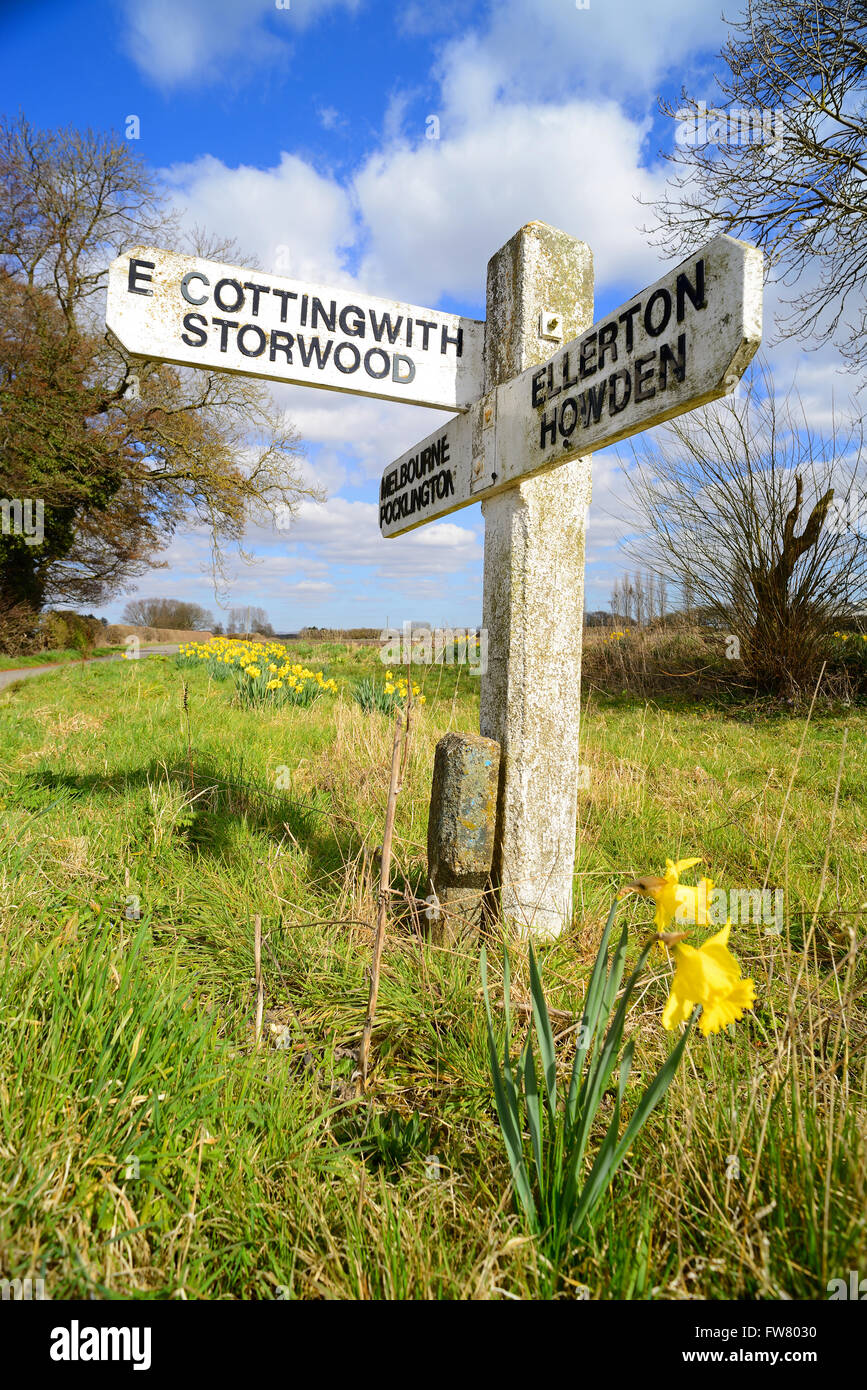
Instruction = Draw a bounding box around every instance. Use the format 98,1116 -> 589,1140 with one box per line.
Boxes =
619,856 -> 714,929
662,923 -> 755,1037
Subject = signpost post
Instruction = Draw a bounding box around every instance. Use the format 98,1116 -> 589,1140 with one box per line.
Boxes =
106,226 -> 762,940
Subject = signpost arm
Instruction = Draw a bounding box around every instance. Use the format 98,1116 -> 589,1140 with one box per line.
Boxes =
481,221 -> 594,939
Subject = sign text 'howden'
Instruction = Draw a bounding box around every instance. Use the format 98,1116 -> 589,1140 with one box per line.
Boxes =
379,234 -> 762,536
106,247 -> 484,412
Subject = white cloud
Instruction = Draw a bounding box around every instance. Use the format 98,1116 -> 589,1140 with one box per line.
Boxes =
287,496 -> 481,578
435,0 -> 729,108
272,385 -> 452,482
354,98 -> 666,306
161,152 -> 357,286
121,0 -> 362,87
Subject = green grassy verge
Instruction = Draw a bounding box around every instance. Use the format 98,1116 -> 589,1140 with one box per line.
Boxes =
0,645 -> 864,1299
0,646 -> 126,670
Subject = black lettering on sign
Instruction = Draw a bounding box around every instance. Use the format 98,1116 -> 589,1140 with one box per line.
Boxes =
660,332 -> 687,388
364,348 -> 390,379
540,407 -> 557,448
676,261 -> 706,321
272,288 -> 298,323
269,330 -> 294,363
598,322 -> 618,369
214,278 -> 244,313
415,319 -> 436,350
128,258 -> 154,296
370,310 -> 403,344
238,324 -> 267,358
608,368 -> 631,415
531,368 -> 546,408
618,303 -> 641,353
334,342 -> 360,374
580,380 -> 607,428
579,333 -> 597,379
181,271 -> 209,306
181,311 -> 208,347
441,324 -> 463,357
392,354 -> 415,383
311,298 -> 336,332
644,288 -> 672,338
340,305 -> 366,338
559,397 -> 579,437
212,316 -> 239,352
297,335 -> 333,370
634,353 -> 656,403
243,282 -> 271,315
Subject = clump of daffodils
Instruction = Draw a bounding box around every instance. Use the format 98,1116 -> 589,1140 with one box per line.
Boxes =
176,637 -> 338,706
383,673 -> 426,705
619,855 -> 756,1038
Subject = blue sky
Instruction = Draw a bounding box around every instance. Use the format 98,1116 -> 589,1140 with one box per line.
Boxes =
1,0 -> 851,630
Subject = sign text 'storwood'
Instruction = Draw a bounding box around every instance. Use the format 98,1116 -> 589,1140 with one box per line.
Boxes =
106,247 -> 484,411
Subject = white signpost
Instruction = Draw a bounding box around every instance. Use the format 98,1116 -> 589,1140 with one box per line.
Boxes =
105,225 -> 762,939
379,235 -> 762,536
106,246 -> 485,411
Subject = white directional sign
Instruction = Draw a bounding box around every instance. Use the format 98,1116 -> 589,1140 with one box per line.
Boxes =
379,234 -> 762,536
106,246 -> 484,411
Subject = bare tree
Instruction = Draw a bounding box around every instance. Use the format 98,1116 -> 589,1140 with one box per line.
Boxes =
122,597 -> 214,629
648,0 -> 867,375
623,363 -> 867,689
227,605 -> 272,636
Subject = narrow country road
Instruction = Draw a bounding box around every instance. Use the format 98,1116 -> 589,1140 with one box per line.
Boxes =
0,645 -> 179,692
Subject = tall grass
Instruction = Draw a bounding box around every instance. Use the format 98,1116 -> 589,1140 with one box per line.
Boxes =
0,647 -> 863,1298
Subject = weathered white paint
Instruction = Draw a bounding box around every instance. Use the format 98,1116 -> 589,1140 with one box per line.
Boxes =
379,233 -> 762,536
106,246 -> 485,411
479,221 -> 594,939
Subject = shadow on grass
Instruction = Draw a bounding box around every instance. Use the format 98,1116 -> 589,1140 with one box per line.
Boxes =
10,754 -> 356,884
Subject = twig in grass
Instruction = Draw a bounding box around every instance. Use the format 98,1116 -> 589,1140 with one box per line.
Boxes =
359,703 -> 412,1089
254,913 -> 264,1048
181,681 -> 196,794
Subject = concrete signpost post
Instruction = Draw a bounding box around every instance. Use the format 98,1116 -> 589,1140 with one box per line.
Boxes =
106,226 -> 762,941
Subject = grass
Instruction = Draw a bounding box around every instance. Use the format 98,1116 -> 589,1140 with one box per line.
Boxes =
0,646 -> 126,670
0,643 -> 864,1300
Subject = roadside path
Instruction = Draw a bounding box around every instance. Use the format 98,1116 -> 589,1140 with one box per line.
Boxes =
0,645 -> 179,692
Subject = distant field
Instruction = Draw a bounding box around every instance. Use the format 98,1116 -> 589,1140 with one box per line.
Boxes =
0,642 -> 864,1299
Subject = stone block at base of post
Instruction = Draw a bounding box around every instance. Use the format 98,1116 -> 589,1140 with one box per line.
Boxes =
427,732 -> 500,944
